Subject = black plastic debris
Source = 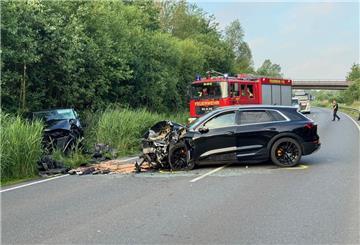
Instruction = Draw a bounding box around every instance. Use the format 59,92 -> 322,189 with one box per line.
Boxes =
37,155 -> 69,176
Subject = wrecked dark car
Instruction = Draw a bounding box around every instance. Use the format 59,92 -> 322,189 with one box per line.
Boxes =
136,120 -> 191,172
33,108 -> 84,153
138,105 -> 320,171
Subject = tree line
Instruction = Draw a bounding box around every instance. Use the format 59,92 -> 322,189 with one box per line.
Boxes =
1,0 -> 283,114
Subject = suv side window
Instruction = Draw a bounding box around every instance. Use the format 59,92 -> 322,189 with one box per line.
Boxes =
204,111 -> 236,129
238,110 -> 273,124
268,110 -> 287,121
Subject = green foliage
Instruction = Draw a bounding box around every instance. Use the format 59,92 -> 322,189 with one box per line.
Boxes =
256,59 -> 283,78
1,0 -> 274,115
0,113 -> 43,181
224,19 -> 254,74
340,64 -> 360,104
86,107 -> 188,156
52,147 -> 91,169
346,63 -> 360,81
2,0 -> 243,114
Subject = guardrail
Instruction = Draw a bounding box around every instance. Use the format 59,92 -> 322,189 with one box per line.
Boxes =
340,106 -> 360,121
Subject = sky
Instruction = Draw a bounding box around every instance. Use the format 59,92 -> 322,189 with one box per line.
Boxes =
191,1 -> 359,80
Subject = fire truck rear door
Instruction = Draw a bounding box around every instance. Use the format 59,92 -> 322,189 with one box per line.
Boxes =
271,85 -> 281,105
280,85 -> 292,106
262,84 -> 272,105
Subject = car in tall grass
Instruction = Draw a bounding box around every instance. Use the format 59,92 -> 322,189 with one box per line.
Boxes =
166,105 -> 320,170
32,108 -> 83,153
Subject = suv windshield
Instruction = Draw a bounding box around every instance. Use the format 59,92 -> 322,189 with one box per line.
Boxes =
191,82 -> 228,100
291,99 -> 299,106
33,109 -> 76,121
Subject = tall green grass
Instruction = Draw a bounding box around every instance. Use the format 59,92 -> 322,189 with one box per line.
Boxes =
86,107 -> 188,156
1,113 -> 44,181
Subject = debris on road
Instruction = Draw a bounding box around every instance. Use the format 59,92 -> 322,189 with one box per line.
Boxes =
69,159 -> 138,175
91,143 -> 117,162
38,155 -> 69,176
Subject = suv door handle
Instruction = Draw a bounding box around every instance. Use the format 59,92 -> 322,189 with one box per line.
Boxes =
226,131 -> 235,135
265,128 -> 276,131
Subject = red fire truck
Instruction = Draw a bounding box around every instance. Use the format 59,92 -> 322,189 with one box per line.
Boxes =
189,72 -> 292,119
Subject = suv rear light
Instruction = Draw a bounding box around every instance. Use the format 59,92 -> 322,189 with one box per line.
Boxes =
304,122 -> 314,129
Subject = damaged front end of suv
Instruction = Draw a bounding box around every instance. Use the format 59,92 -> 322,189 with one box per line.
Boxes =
135,121 -> 194,172
33,109 -> 84,153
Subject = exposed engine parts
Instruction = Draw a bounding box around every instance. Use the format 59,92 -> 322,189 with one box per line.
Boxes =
135,121 -> 192,172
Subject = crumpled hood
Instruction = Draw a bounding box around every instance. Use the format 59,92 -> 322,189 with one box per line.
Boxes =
143,120 -> 185,139
44,119 -> 71,132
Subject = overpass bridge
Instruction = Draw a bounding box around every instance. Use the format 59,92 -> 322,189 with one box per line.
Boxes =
292,80 -> 350,90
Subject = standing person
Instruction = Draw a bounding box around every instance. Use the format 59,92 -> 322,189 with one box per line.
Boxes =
332,99 -> 340,121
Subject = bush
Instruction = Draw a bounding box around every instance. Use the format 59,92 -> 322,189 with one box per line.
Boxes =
1,113 -> 43,181
87,107 -> 188,156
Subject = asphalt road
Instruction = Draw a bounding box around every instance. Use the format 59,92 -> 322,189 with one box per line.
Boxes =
1,108 -> 359,244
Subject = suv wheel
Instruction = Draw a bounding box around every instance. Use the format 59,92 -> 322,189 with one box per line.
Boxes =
271,137 -> 302,167
168,142 -> 194,171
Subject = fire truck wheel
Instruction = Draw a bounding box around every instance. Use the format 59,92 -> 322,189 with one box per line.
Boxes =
270,137 -> 302,167
168,142 -> 194,171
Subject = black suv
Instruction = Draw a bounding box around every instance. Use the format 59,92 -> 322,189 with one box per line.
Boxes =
169,105 -> 320,169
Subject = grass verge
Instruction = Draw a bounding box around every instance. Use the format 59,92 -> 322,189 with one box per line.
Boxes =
85,106 -> 188,157
1,113 -> 44,183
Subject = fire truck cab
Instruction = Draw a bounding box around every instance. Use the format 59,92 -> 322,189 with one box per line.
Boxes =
189,73 -> 292,119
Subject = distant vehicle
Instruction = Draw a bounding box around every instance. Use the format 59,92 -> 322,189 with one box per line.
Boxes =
292,97 -> 300,110
165,105 -> 321,169
32,108 -> 83,153
293,90 -> 311,114
189,71 -> 293,122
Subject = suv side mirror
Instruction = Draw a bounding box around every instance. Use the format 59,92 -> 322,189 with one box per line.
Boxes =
198,127 -> 209,134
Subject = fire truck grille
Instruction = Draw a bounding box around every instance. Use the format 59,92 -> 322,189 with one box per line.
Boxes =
196,106 -> 215,115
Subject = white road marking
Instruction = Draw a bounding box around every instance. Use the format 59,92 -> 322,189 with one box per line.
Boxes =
190,165 -> 228,183
340,111 -> 360,131
1,156 -> 139,193
0,174 -> 69,193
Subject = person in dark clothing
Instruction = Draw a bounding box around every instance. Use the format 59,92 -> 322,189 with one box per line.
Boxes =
332,99 -> 340,121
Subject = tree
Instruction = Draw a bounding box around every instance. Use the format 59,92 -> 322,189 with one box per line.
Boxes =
1,0 -> 43,113
224,20 -> 254,74
346,63 -> 360,81
1,0 -> 258,114
224,19 -> 244,53
158,0 -> 218,40
340,63 -> 360,104
256,59 -> 283,78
